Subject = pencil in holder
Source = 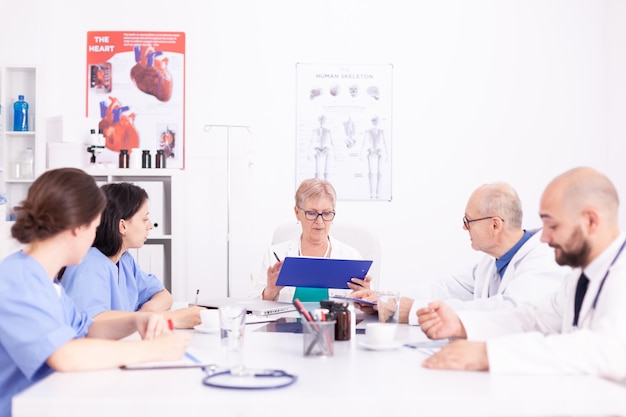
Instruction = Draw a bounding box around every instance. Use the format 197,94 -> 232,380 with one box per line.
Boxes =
302,320 -> 335,357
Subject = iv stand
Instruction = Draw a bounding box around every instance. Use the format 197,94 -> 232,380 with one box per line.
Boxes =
203,124 -> 252,297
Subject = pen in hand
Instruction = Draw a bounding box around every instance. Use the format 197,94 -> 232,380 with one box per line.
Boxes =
194,289 -> 200,306
273,252 -> 281,262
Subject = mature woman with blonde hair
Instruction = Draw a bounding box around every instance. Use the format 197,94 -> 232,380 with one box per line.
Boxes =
250,178 -> 371,302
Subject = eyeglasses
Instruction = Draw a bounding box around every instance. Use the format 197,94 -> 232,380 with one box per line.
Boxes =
462,216 -> 502,230
299,208 -> 336,222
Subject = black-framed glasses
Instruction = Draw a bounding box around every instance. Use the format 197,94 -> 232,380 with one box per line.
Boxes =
299,208 -> 336,222
462,216 -> 502,230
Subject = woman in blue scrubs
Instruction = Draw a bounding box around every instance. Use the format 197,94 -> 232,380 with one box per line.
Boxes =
0,168 -> 191,417
60,182 -> 204,328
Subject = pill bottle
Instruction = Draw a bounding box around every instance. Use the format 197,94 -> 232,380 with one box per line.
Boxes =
142,150 -> 151,168
119,149 -> 129,168
155,149 -> 166,168
332,302 -> 351,341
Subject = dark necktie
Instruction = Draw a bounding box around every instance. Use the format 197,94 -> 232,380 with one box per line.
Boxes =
573,273 -> 589,327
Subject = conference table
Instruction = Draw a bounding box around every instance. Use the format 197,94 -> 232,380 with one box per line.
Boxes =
12,307 -> 626,417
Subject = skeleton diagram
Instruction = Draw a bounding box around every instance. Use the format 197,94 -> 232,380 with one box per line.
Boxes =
309,115 -> 335,180
360,116 -> 388,199
343,117 -> 356,148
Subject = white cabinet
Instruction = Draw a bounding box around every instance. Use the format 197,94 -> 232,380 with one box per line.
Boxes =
0,67 -> 43,219
86,168 -> 185,298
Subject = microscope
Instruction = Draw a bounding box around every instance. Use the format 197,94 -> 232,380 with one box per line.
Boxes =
87,128 -> 105,164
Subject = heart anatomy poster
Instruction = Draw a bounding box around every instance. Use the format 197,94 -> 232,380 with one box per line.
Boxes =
86,31 -> 185,169
295,63 -> 393,201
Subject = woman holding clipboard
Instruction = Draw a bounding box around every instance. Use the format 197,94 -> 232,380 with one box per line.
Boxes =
249,178 -> 372,303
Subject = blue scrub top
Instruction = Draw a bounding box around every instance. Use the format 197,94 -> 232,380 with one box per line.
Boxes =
61,247 -> 165,318
0,251 -> 92,417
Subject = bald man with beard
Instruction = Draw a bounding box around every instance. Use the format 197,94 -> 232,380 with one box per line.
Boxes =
418,167 -> 626,381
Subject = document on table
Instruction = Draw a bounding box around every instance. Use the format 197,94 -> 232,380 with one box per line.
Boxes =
404,339 -> 449,355
121,346 -> 213,370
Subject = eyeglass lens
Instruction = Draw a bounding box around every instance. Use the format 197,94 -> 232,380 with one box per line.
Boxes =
304,210 -> 335,221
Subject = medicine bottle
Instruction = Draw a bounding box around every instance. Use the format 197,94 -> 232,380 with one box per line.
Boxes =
155,149 -> 166,168
142,150 -> 151,168
119,149 -> 129,168
13,95 -> 29,131
332,302 -> 351,341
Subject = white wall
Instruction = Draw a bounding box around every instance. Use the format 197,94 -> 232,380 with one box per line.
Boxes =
1,0 -> 621,301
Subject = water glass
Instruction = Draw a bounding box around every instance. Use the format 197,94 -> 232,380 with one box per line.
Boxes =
219,304 -> 247,374
376,290 -> 400,324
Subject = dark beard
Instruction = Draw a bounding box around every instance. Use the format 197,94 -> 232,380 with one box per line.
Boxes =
553,227 -> 591,267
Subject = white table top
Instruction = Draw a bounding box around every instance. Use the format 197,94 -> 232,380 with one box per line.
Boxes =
12,312 -> 626,417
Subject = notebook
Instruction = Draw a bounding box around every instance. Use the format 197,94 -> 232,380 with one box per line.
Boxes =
197,298 -> 297,316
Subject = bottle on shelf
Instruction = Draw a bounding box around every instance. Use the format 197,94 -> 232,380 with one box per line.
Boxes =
155,149 -> 166,168
20,148 -> 34,179
119,149 -> 129,168
13,95 -> 29,132
142,150 -> 151,168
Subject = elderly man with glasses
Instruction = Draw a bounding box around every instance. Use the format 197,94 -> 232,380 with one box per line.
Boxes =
353,182 -> 569,324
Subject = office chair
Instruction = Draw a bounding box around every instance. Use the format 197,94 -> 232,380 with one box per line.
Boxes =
271,221 -> 382,289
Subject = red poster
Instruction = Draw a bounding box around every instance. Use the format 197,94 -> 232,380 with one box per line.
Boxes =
86,31 -> 185,168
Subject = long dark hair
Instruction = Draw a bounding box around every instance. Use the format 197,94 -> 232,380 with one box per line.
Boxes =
93,182 -> 148,257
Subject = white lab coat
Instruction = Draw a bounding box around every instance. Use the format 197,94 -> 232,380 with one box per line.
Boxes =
248,235 -> 363,302
459,233 -> 626,380
408,230 -> 570,325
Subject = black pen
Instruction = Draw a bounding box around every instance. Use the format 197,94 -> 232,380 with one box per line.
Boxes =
273,252 -> 281,262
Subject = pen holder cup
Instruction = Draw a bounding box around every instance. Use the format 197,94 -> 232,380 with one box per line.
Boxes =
302,320 -> 336,357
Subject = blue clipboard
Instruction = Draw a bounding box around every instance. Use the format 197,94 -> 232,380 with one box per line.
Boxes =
275,257 -> 373,289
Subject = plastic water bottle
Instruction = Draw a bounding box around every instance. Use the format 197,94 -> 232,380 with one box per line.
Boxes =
13,95 -> 29,131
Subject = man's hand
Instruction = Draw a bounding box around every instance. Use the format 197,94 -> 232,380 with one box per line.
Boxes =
422,340 -> 489,371
417,301 -> 467,340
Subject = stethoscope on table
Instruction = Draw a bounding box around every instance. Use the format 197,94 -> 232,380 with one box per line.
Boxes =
200,365 -> 297,390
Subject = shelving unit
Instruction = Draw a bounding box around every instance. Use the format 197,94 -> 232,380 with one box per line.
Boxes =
0,67 -> 42,219
85,168 -> 185,298
0,67 -> 186,299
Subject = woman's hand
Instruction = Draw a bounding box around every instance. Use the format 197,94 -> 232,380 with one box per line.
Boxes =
348,274 -> 372,291
134,313 -> 170,340
263,260 -> 285,300
166,305 -> 204,329
349,288 -> 378,315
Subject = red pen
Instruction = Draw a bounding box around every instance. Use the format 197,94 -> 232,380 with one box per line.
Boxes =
167,319 -> 174,331
293,298 -> 317,328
